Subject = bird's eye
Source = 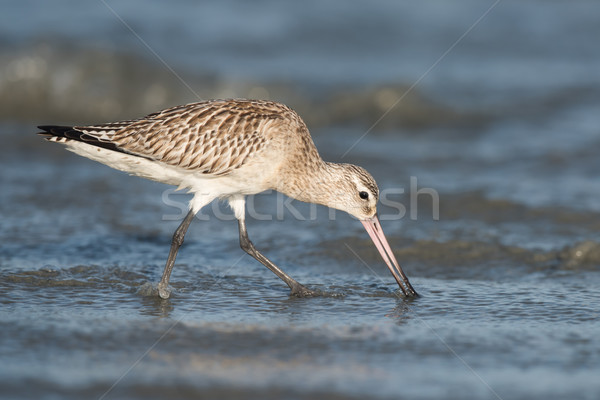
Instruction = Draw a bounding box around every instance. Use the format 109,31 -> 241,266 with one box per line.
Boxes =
359,191 -> 369,200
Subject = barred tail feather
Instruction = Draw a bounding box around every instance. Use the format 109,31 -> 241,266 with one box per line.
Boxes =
37,125 -> 120,152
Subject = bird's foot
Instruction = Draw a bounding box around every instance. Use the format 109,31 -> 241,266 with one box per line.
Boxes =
157,282 -> 171,299
290,283 -> 321,298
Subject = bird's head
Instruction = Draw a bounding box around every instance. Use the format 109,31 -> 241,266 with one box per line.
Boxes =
325,163 -> 379,220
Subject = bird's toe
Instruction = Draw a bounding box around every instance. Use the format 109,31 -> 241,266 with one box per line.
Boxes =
157,283 -> 171,299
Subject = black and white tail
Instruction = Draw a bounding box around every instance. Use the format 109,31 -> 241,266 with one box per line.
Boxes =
37,125 -> 121,152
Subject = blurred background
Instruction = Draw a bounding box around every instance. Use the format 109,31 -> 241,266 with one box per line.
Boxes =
1,1 -> 600,400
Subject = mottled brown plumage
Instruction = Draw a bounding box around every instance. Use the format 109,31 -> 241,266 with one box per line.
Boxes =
75,100 -> 286,175
37,99 -> 417,298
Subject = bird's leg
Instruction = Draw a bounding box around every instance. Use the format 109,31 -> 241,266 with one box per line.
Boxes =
237,218 -> 318,297
157,209 -> 196,299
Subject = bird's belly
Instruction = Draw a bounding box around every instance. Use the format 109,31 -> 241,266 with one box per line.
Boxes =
63,140 -> 191,186
187,167 -> 272,197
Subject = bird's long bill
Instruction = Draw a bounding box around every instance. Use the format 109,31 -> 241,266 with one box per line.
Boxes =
361,215 -> 418,297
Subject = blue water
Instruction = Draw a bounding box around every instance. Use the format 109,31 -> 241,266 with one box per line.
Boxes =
1,1 -> 600,399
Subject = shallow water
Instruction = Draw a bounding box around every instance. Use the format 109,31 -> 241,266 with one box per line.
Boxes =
2,122 -> 600,400
2,1 -> 600,399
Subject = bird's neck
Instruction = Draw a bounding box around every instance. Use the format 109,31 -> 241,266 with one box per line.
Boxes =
276,161 -> 348,208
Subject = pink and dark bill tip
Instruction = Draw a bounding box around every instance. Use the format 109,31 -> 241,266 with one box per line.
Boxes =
361,215 -> 418,297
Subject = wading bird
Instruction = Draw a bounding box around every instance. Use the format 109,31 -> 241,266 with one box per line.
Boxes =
38,99 -> 417,298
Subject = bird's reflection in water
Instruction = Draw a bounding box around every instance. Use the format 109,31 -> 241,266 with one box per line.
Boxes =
137,282 -> 175,318
385,297 -> 417,325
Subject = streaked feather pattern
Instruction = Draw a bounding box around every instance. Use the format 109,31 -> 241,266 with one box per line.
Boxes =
69,99 -> 294,176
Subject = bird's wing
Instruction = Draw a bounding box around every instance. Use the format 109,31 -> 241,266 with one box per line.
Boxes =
73,100 -> 285,176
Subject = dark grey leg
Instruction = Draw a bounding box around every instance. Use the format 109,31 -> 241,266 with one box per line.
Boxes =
237,218 -> 318,297
157,210 -> 196,299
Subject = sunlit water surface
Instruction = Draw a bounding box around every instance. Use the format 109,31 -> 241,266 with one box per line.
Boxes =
2,1 -> 600,399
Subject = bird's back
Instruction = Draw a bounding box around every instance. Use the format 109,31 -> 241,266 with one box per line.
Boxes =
39,99 -> 319,178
